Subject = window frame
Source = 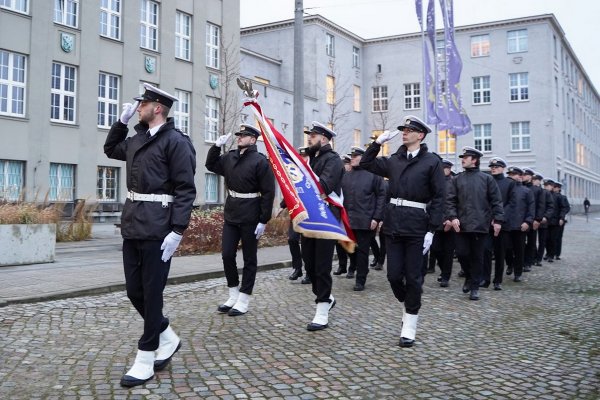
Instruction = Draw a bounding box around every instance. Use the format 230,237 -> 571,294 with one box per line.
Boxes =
404,83 -> 421,110
50,62 -> 77,124
204,96 -> 219,142
175,11 -> 192,61
326,75 -> 335,105
100,0 -> 121,41
470,34 -> 490,57
0,0 -> 28,13
507,29 -> 528,54
0,159 -> 24,201
206,23 -> 220,69
352,46 -> 360,68
372,86 -> 388,113
174,89 -> 190,134
140,0 -> 159,51
326,33 -> 335,57
0,50 -> 27,117
473,123 -> 492,153
472,76 -> 491,105
49,162 -> 75,202
353,85 -> 361,112
510,121 -> 531,152
97,72 -> 119,128
509,72 -> 529,102
205,172 -> 219,203
53,0 -> 79,28
96,166 -> 118,202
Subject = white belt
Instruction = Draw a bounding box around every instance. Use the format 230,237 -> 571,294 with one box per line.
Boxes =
127,191 -> 174,208
389,198 -> 427,210
228,190 -> 261,199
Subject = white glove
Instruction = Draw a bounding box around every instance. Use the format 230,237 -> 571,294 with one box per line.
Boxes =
160,231 -> 183,262
119,101 -> 139,124
375,129 -> 400,145
215,132 -> 232,147
422,232 -> 434,255
254,222 -> 266,239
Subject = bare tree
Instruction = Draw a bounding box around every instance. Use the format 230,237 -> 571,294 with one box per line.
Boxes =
320,61 -> 354,134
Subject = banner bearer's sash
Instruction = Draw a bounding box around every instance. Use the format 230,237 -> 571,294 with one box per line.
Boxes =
243,99 -> 355,252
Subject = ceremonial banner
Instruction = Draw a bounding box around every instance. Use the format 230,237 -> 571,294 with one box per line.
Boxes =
416,0 -> 439,125
242,97 -> 356,252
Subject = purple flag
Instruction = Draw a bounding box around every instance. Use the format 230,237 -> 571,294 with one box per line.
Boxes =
439,0 -> 471,135
416,0 -> 439,125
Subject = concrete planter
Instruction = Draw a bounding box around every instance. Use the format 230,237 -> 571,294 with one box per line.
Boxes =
0,224 -> 56,266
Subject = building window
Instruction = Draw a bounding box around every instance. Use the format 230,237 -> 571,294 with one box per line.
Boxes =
54,0 -> 78,28
473,124 -> 492,152
174,89 -> 190,134
507,29 -> 527,53
372,86 -> 388,112
352,46 -> 360,68
509,72 -> 529,101
49,163 -> 75,201
438,131 -> 456,154
0,50 -> 26,117
471,34 -> 490,57
472,76 -> 491,104
436,39 -> 445,62
206,23 -> 220,69
404,83 -> 421,110
0,0 -> 28,13
175,11 -> 191,61
0,159 -> 24,201
326,33 -> 335,57
97,166 -> 118,201
326,75 -> 335,105
140,0 -> 159,51
353,85 -> 360,112
97,72 -> 119,128
205,96 -> 219,142
510,121 -> 531,151
50,62 -> 76,123
353,129 -> 361,146
100,0 -> 121,40
205,173 -> 218,202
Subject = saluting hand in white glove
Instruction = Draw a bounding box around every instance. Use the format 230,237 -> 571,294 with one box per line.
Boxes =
375,129 -> 400,145
215,133 -> 232,147
120,101 -> 139,124
161,231 -> 183,262
254,222 -> 266,239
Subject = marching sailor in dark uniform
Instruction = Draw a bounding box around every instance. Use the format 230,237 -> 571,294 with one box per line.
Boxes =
522,168 -> 545,271
446,147 -> 504,300
302,121 -> 345,331
553,182 -> 570,260
334,155 -> 352,277
360,115 -> 445,347
205,124 -> 275,316
544,179 -> 561,262
536,176 -> 556,265
104,84 -> 196,387
341,146 -> 386,291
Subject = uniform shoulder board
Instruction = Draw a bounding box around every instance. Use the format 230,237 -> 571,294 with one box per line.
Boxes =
175,128 -> 189,137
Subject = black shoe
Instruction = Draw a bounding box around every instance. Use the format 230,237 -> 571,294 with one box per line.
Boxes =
439,279 -> 449,288
288,268 -> 302,280
120,374 -> 154,388
543,256 -> 548,261
493,283 -> 502,291
479,280 -> 490,288
555,256 -> 561,260
217,304 -> 232,313
437,275 -> 443,282
353,283 -> 365,291
426,267 -> 435,274
399,337 -> 415,348
534,261 -> 542,266
369,258 -> 377,267
462,281 -> 470,294
469,289 -> 480,300
506,267 -> 513,276
228,308 -> 247,316
346,271 -> 355,279
301,276 -> 311,284
458,270 -> 465,278
373,263 -> 383,271
547,258 -> 554,263
154,342 -> 182,371
513,275 -> 522,282
333,267 -> 347,275
523,265 -> 532,272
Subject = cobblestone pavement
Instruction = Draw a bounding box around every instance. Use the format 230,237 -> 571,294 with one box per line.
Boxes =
1,215 -> 599,399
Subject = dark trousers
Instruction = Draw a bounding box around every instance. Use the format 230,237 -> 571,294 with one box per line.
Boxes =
350,229 -> 375,285
556,224 -> 565,257
455,232 -> 486,291
288,222 -> 302,270
536,227 -> 548,262
302,237 -> 336,303
429,230 -> 455,280
385,235 -> 424,314
524,229 -> 537,266
546,225 -> 560,258
370,236 -> 380,263
222,222 -> 258,294
378,233 -> 387,264
336,242 -> 348,270
123,239 -> 171,351
483,230 -> 507,284
505,230 -> 526,277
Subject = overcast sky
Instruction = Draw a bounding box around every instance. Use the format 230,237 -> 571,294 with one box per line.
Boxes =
240,0 -> 600,91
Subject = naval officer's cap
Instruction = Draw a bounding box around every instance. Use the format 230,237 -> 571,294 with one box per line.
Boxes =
304,121 -> 336,140
488,157 -> 507,168
397,115 -> 431,135
134,83 -> 178,108
459,146 -> 483,158
350,146 -> 365,156
234,124 -> 261,138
